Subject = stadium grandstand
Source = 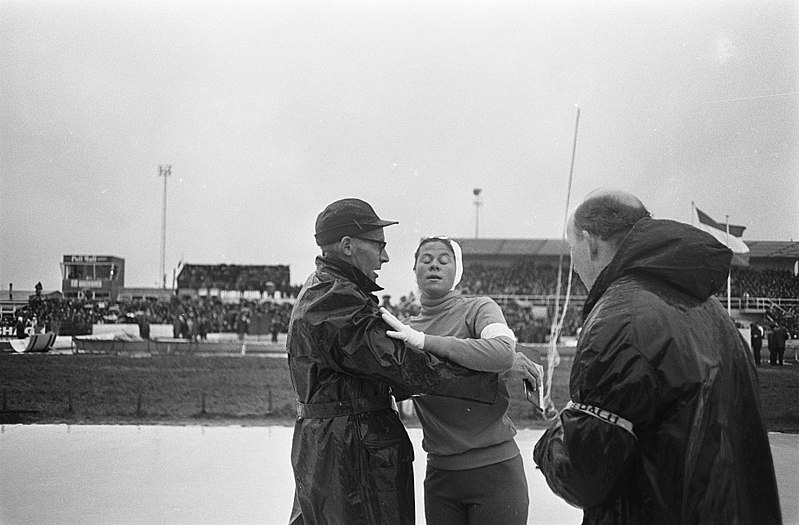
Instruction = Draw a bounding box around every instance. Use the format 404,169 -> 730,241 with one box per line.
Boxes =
175,263 -> 294,301
2,239 -> 797,343
451,238 -> 588,343
451,238 -> 799,342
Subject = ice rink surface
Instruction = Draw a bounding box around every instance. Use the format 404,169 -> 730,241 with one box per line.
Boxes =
0,425 -> 796,524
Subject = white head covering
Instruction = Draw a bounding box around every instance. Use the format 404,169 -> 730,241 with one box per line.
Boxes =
449,239 -> 463,291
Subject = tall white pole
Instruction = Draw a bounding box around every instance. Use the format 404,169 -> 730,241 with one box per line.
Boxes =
726,214 -> 731,314
159,165 -> 172,289
473,188 -> 482,238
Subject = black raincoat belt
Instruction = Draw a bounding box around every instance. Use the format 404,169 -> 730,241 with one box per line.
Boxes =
296,395 -> 392,419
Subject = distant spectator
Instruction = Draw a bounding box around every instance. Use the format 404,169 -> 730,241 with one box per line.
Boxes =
199,316 -> 209,340
16,316 -> 26,339
270,321 -> 279,343
192,314 -> 201,342
236,310 -> 249,341
771,324 -> 788,366
750,322 -> 763,365
173,314 -> 183,339
138,314 -> 151,340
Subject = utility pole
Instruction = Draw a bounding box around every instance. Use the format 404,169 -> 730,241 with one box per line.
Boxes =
159,165 -> 172,289
473,188 -> 482,238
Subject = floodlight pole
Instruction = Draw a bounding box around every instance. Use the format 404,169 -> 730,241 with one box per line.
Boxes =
159,165 -> 172,289
473,188 -> 482,238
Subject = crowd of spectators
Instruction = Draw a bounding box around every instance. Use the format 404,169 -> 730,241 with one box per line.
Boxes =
176,264 -> 300,297
729,268 -> 799,300
454,262 -> 585,340
459,262 -> 588,297
6,265 -> 797,343
9,295 -> 293,340
454,262 -> 797,341
503,301 -> 583,343
380,293 -> 420,320
458,263 -> 799,304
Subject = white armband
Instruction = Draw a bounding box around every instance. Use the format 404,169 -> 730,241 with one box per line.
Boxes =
480,322 -> 516,341
566,401 -> 636,438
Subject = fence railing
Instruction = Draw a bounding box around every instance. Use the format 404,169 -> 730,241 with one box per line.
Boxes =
465,294 -> 587,308
721,296 -> 799,311
468,294 -> 798,312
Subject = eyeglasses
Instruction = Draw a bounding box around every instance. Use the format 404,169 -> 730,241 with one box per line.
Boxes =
354,237 -> 387,252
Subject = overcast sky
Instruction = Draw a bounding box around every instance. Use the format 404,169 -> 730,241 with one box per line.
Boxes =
1,0 -> 797,301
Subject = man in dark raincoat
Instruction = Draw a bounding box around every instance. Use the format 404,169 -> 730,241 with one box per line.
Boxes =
534,189 -> 782,524
288,198 -> 499,525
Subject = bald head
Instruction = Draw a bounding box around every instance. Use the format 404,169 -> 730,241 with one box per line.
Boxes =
572,189 -> 650,247
567,189 -> 650,291
584,188 -> 643,208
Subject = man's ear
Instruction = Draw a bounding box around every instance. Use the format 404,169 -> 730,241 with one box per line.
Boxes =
584,230 -> 601,261
339,236 -> 354,256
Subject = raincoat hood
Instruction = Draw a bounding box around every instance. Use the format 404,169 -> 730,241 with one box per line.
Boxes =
585,217 -> 732,315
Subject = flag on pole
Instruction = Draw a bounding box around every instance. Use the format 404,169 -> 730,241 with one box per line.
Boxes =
695,207 -> 750,266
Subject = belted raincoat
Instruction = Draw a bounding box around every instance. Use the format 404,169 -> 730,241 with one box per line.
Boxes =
534,217 -> 782,524
288,255 -> 498,525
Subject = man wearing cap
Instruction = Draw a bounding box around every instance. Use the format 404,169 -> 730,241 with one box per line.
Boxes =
288,198 -> 499,525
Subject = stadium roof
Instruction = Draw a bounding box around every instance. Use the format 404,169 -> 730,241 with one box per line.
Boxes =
746,241 -> 799,259
454,238 -> 799,260
453,238 -> 568,257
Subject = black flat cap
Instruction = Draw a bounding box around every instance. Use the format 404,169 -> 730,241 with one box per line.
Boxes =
314,198 -> 398,246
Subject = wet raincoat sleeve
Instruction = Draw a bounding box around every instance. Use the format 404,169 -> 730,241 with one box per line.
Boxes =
307,279 -> 498,403
534,315 -> 657,509
533,402 -> 639,509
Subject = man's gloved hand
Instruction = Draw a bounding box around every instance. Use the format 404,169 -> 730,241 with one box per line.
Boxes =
380,307 -> 425,349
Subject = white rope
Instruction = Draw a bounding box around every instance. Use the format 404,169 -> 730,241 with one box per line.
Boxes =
541,106 -> 580,420
541,262 -> 573,419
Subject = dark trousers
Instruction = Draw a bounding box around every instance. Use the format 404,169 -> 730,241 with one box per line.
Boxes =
770,346 -> 785,365
424,454 -> 529,525
752,341 -> 762,365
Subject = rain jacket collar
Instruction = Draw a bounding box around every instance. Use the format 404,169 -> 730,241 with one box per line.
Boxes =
584,217 -> 732,316
315,254 -> 384,295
